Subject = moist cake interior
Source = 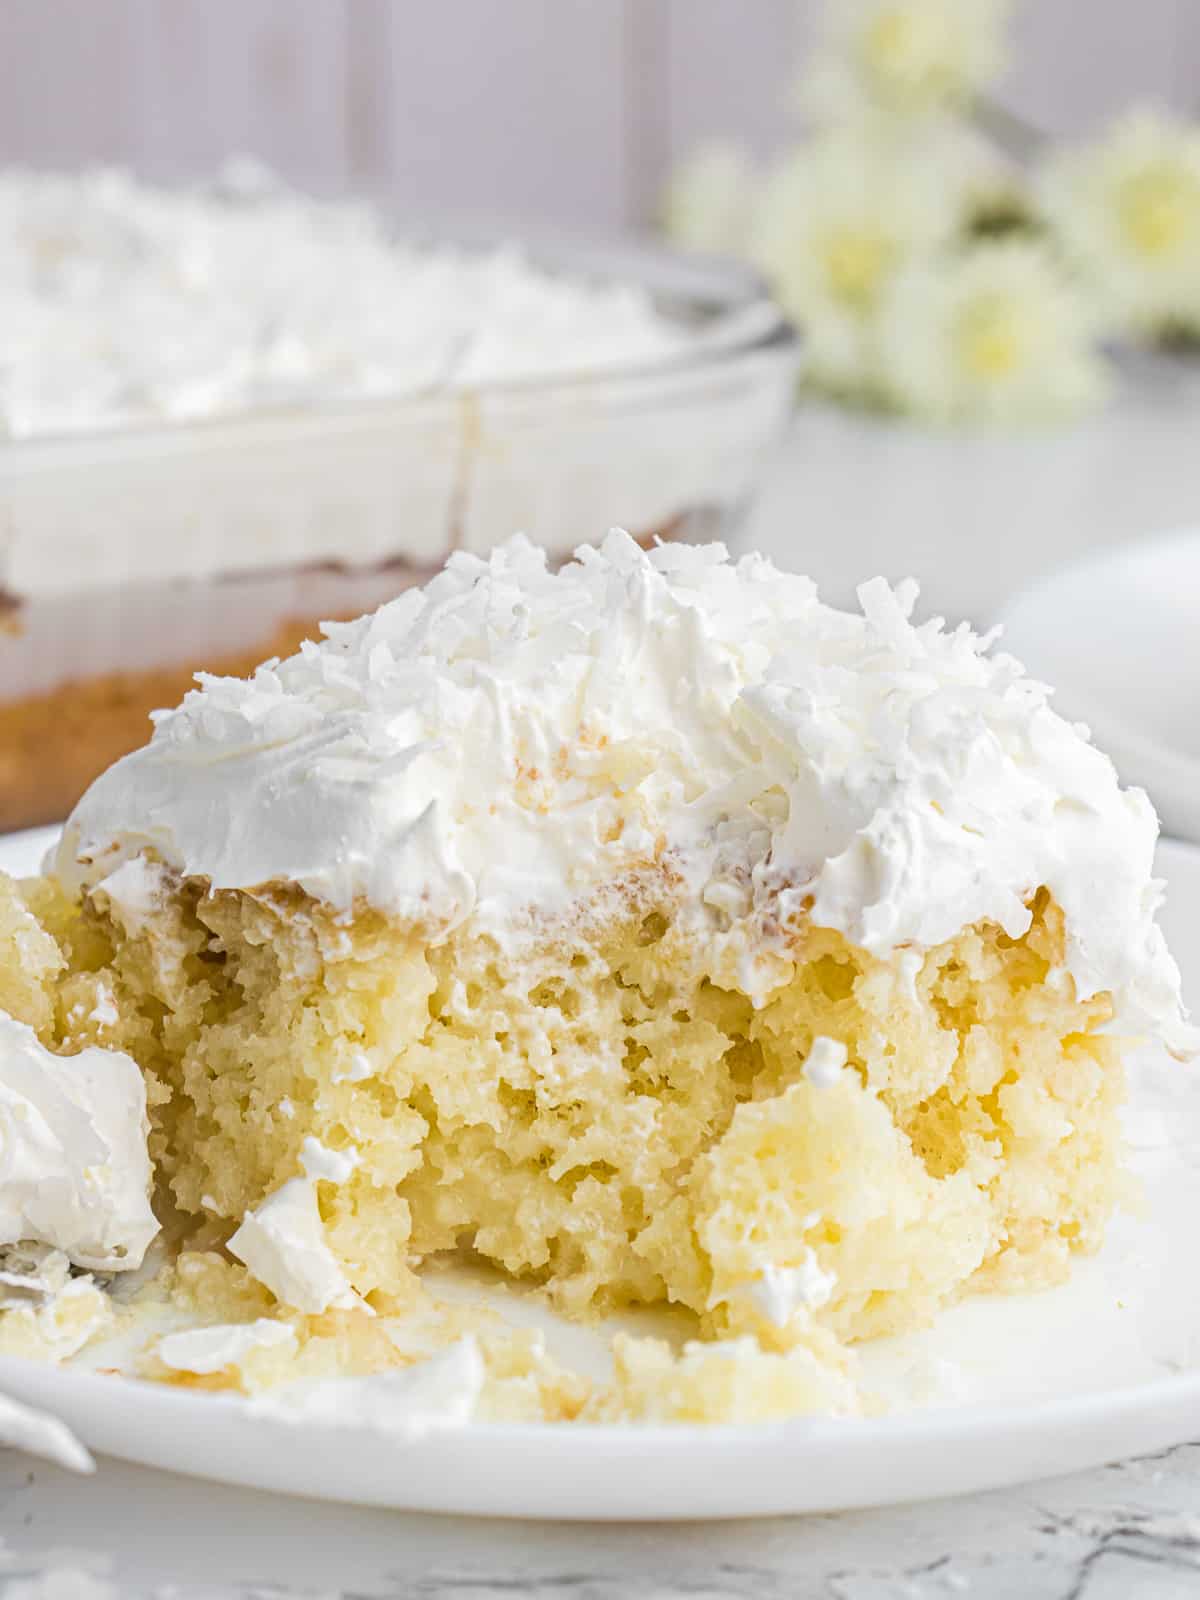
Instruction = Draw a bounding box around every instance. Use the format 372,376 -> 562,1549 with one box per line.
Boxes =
6,854 -> 1120,1375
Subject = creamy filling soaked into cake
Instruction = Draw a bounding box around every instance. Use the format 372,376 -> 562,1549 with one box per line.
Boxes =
0,532 -> 1190,1423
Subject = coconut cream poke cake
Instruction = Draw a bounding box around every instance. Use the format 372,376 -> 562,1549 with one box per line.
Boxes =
0,531 -> 1189,1426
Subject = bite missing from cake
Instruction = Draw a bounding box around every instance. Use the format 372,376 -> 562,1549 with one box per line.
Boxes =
0,530 -> 1190,1422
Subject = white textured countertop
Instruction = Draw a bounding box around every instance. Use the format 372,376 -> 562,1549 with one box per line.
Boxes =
2,1444 -> 1200,1597
747,384 -> 1200,627
3,393 -> 1200,1597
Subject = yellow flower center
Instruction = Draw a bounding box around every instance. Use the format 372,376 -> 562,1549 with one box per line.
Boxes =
958,296 -> 1027,381
1117,166 -> 1200,260
863,5 -> 955,99
821,228 -> 893,312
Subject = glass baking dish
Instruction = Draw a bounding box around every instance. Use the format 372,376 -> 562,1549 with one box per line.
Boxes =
0,233 -> 798,829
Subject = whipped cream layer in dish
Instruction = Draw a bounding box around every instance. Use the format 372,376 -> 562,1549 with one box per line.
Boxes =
0,166 -> 687,438
58,530 -> 1189,1047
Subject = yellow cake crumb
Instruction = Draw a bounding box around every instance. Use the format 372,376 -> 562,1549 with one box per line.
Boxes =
0,859 -> 1132,1419
587,1333 -> 861,1423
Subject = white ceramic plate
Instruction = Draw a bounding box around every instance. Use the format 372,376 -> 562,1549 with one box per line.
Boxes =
0,828 -> 1197,1519
1001,529 -> 1200,844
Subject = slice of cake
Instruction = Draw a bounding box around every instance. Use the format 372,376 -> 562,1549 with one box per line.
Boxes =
0,531 -> 1190,1419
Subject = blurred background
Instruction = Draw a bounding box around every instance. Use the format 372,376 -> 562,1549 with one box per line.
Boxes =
3,0 -> 1199,228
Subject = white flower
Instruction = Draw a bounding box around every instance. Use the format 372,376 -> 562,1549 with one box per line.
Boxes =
804,0 -> 1012,121
1043,110 -> 1200,336
879,239 -> 1107,424
749,130 -> 959,396
662,142 -> 757,257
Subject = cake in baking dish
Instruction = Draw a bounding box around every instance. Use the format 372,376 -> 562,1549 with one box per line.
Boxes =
0,530 -> 1190,1419
0,167 -> 755,831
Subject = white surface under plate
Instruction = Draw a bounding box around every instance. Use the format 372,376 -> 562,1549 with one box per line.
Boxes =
0,826 -> 1196,1520
1001,528 -> 1200,845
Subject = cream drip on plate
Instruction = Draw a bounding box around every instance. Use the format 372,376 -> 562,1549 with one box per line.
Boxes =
58,530 -> 1191,1047
249,1338 -> 485,1434
0,1015 -> 158,1271
156,1319 -> 298,1376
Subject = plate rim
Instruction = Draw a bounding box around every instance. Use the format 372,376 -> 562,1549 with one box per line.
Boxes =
1000,529 -> 1200,838
2,1350 -> 1200,1519
4,1344 -> 1200,1447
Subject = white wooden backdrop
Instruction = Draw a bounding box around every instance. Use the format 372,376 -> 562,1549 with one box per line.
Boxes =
2,0 -> 1199,230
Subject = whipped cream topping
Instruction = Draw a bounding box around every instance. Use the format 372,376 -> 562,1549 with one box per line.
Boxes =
803,1037 -> 849,1088
749,1254 -> 838,1327
0,1016 -> 158,1271
59,531 -> 1189,1045
91,855 -> 171,936
299,1136 -> 360,1186
0,166 -> 685,438
228,1175 -> 357,1315
331,1052 -> 375,1086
